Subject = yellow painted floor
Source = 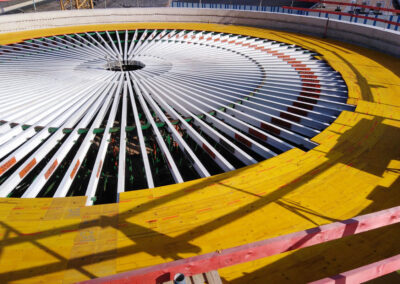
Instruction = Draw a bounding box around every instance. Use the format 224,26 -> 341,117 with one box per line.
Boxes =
0,23 -> 399,283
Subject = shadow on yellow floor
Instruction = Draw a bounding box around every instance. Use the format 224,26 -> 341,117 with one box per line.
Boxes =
0,23 -> 399,283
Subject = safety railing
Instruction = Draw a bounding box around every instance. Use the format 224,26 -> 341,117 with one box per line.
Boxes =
78,205 -> 400,283
171,1 -> 400,31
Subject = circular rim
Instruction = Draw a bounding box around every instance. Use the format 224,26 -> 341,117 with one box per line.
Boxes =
0,29 -> 353,205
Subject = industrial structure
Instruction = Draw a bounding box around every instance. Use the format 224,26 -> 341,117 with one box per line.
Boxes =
0,4 -> 399,284
0,29 -> 353,205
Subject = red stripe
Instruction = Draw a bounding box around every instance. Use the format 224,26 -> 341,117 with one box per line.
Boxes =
300,92 -> 320,98
19,158 -> 36,178
271,118 -> 291,129
70,160 -> 80,179
197,208 -> 212,213
163,215 -> 179,220
297,96 -> 318,104
0,157 -> 16,175
260,123 -> 281,135
227,199 -> 241,205
293,101 -> 314,110
299,71 -> 315,75
249,128 -> 267,141
21,232 -> 42,236
202,144 -> 216,159
235,134 -> 252,147
292,64 -> 307,68
96,160 -> 103,178
301,75 -> 317,79
303,83 -> 321,88
302,79 -> 320,83
45,159 -> 58,180
287,107 -> 308,116
280,112 -> 301,123
302,87 -> 321,93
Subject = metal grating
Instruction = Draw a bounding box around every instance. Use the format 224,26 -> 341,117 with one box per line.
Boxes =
0,29 -> 354,205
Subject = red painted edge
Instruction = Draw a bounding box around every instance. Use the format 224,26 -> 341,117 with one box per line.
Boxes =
310,254 -> 400,284
78,206 -> 400,284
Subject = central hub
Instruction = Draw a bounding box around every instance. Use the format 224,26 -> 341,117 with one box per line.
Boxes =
106,60 -> 145,71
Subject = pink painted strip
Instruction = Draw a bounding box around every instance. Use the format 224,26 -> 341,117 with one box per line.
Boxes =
78,206 -> 400,284
310,254 -> 400,284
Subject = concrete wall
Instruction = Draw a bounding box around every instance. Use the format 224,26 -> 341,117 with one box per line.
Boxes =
0,8 -> 398,57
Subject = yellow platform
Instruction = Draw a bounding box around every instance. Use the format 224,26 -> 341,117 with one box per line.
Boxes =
0,23 -> 399,283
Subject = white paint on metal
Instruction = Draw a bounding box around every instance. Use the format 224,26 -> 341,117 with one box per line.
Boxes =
0,29 -> 353,204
